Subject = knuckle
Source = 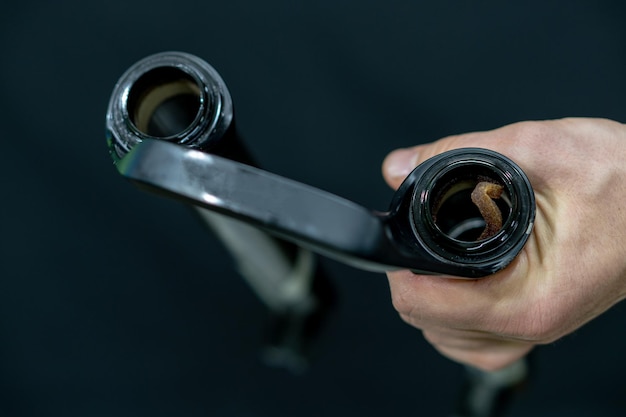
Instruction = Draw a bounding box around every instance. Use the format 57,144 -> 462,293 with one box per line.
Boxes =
390,285 -> 415,318
508,120 -> 554,145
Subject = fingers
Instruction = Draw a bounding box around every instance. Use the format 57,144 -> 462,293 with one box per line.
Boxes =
388,268 -> 524,332
391,268 -> 536,371
423,328 -> 534,371
386,259 -> 520,370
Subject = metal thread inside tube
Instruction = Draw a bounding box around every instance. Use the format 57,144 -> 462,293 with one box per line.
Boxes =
430,171 -> 511,242
126,66 -> 203,138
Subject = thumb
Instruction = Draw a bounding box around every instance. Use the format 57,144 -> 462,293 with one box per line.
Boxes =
382,134 -> 475,190
381,147 -> 421,190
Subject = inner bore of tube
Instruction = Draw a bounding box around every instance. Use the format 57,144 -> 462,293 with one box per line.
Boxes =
430,170 -> 511,242
126,66 -> 202,138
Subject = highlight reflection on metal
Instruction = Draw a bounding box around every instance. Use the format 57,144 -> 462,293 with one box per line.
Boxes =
107,52 -> 536,278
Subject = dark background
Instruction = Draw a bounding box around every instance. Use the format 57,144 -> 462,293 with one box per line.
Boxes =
1,1 -> 626,416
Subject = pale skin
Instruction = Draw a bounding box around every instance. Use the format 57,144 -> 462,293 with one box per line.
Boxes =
382,118 -> 626,371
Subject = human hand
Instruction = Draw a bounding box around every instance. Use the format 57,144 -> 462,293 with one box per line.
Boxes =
382,118 -> 626,371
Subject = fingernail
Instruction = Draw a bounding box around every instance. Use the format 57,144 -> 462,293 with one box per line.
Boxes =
386,148 -> 419,179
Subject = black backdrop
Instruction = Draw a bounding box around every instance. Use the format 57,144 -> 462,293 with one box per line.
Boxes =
1,1 -> 626,416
